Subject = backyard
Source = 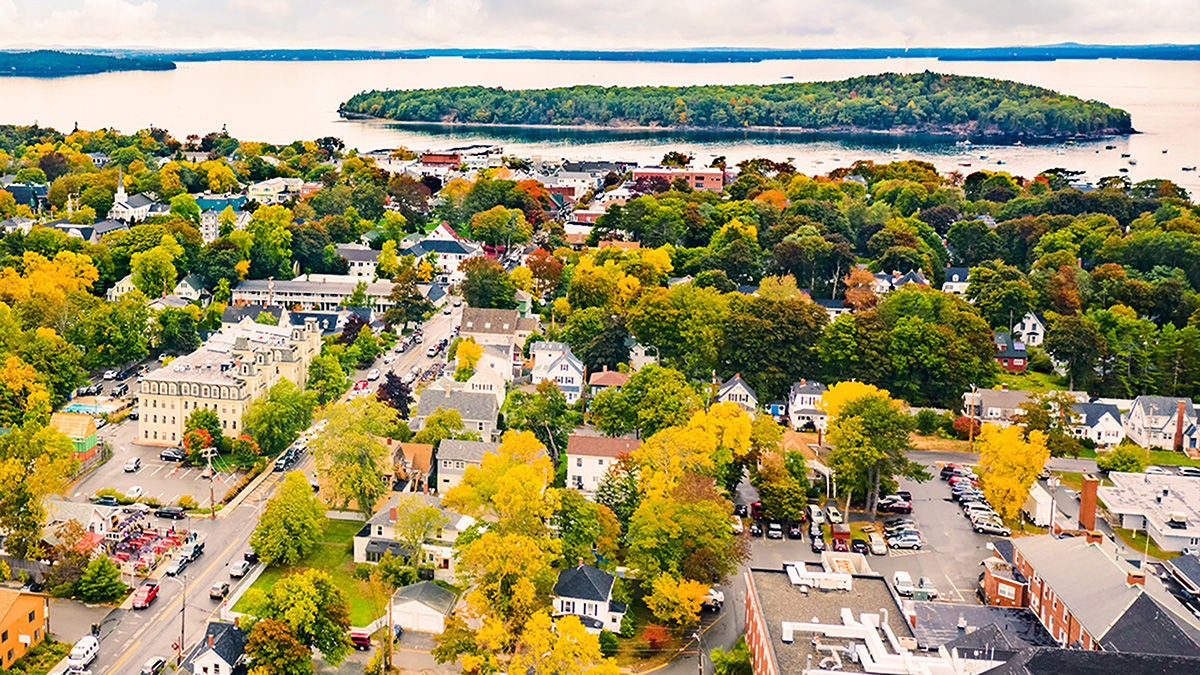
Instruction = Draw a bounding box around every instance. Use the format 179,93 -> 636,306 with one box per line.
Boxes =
232,518 -> 377,626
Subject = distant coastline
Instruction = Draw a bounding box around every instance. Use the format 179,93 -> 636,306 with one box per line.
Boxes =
0,50 -> 173,77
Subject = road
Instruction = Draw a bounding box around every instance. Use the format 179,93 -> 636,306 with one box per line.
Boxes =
71,302 -> 465,675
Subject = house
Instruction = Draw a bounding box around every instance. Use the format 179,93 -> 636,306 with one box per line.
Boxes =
389,581 -> 458,634
1098,471 -> 1200,553
715,374 -> 757,413
420,152 -> 461,168
629,344 -> 658,371
1123,396 -> 1196,450
787,380 -> 828,431
1,183 -> 48,211
630,166 -> 724,192
530,342 -> 585,404
993,534 -> 1200,652
812,297 -> 851,322
49,413 -> 99,463
399,229 -> 483,280
42,498 -> 119,551
552,563 -> 627,634
391,442 -> 433,493
336,243 -> 380,279
105,274 -> 137,302
871,269 -> 930,294
460,308 -> 537,347
220,303 -> 285,326
961,388 -> 1094,428
942,266 -> 972,296
905,600 -> 1056,657
173,273 -> 209,304
565,434 -> 640,497
107,175 -> 157,223
199,206 -> 250,243
179,621 -> 247,675
1015,312 -> 1047,347
0,589 -> 49,671
232,275 -> 396,315
587,369 -> 629,397
435,440 -> 499,492
247,177 -> 303,205
994,331 -> 1028,373
354,494 -> 476,581
1069,402 -> 1125,446
475,343 -> 518,382
411,389 -> 499,440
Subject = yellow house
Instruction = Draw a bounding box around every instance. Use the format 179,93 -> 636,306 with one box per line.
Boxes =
0,589 -> 49,669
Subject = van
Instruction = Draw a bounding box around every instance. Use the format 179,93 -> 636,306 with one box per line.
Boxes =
807,504 -> 826,525
868,533 -> 888,555
68,636 -> 99,669
892,571 -> 915,597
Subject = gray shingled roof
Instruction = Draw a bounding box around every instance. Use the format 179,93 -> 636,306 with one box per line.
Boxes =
393,581 -> 457,615
438,440 -> 499,464
460,308 -> 521,335
553,564 -> 613,602
1134,395 -> 1197,420
1072,402 -> 1121,427
180,622 -> 245,673
415,389 -> 498,424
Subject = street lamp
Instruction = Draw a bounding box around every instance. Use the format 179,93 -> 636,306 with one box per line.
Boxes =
693,630 -> 705,675
163,572 -> 189,666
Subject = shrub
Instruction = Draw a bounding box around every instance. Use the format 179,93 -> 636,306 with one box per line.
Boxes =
952,415 -> 980,440
915,409 -> 940,435
176,494 -> 199,510
619,611 -> 637,638
1096,443 -> 1148,474
640,624 -> 671,651
598,630 -> 619,658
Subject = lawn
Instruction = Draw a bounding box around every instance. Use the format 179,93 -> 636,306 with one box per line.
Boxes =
1144,449 -> 1200,468
233,518 -> 378,626
1113,527 -> 1178,561
995,370 -> 1066,393
910,434 -> 972,453
8,639 -> 70,675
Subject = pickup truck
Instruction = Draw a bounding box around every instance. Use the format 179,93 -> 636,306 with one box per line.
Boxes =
701,588 -> 725,612
131,581 -> 159,609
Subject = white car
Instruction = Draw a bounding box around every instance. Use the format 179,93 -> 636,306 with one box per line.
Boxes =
127,486 -> 143,499
102,370 -> 117,380
1145,466 -> 1171,475
826,506 -> 844,524
367,368 -> 381,381
229,559 -> 252,578
383,354 -> 395,364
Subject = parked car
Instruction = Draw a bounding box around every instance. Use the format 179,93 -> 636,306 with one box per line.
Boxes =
103,369 -> 117,380
888,533 -> 924,550
131,581 -> 159,609
730,516 -> 744,535
159,447 -> 186,462
701,588 -> 725,613
350,631 -> 372,651
766,521 -> 784,540
825,506 -> 844,524
892,571 -> 915,596
155,506 -> 186,520
126,486 -> 143,499
164,558 -> 187,576
127,408 -> 139,420
810,536 -> 827,553
750,501 -> 764,520
1177,466 -> 1200,478
425,346 -> 438,358
809,521 -> 823,539
940,464 -> 962,480
181,541 -> 205,562
92,495 -> 118,507
140,656 -> 167,675
209,582 -> 230,599
868,533 -> 888,555
807,504 -> 826,524
382,353 -> 395,364
850,538 -> 870,555
787,522 -> 803,540
878,499 -> 913,514
831,537 -> 849,552
93,417 -> 106,429
733,503 -> 748,517
974,520 -> 1012,536
112,383 -> 129,397
1146,465 -> 1171,475
368,368 -> 381,381
353,379 -> 369,390
67,636 -> 99,670
230,560 -> 252,578
244,549 -> 259,563
748,521 -> 763,537
917,577 -> 940,599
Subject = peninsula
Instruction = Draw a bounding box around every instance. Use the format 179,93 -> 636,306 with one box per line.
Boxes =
0,50 -> 174,77
339,72 -> 1133,140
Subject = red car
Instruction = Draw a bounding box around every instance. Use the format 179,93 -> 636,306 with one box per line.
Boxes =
132,581 -> 159,609
354,379 -> 369,390
832,537 -> 850,552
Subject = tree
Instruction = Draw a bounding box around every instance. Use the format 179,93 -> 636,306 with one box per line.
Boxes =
155,306 -> 200,354
306,352 -> 349,405
130,244 -> 178,298
342,280 -> 369,308
460,256 -> 516,309
245,204 -> 294,279
976,424 -> 1049,522
250,472 -> 326,567
711,638 -> 753,675
470,205 -> 531,249
246,618 -> 314,675
454,338 -> 483,380
1015,391 -> 1083,457
501,380 -> 581,464
243,380 -> 315,458
383,260 -> 433,328
169,193 -> 201,224
245,568 -> 352,666
827,393 -> 927,516
0,422 -> 75,558
390,494 -> 448,565
645,574 -> 709,628
184,408 -> 223,452
445,430 -> 555,537
555,489 -> 620,568
589,364 -> 703,438
75,556 -> 126,603
1044,312 -> 1103,390
753,451 -> 808,522
375,371 -> 412,417
411,407 -> 480,447
625,474 -> 743,583
508,613 -> 619,675
309,397 -> 398,517
594,454 -> 641,536
967,260 -> 1035,329
1096,443 -> 1148,474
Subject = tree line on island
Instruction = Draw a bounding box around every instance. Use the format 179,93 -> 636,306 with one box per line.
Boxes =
340,72 -> 1133,139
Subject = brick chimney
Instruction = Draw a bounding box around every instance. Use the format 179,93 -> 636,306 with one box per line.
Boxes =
1084,530 -> 1104,545
1174,400 -> 1187,452
1079,474 -> 1100,531
1127,569 -> 1146,587
207,632 -> 215,648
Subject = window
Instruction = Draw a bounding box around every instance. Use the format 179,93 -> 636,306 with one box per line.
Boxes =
561,600 -> 575,614
998,584 -> 1016,600
577,458 -> 583,467
27,611 -> 33,622
1,630 -> 6,642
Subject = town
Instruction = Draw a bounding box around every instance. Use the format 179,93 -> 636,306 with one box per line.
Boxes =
1,123 -> 1199,675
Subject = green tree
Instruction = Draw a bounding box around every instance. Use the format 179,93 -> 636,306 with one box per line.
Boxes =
169,193 -> 201,224
720,291 -> 828,401
594,454 -> 641,536
306,352 -> 349,405
246,204 -> 295,279
342,280 -> 369,308
411,407 -> 480,447
130,245 -> 178,298
390,494 -> 448,565
308,397 -> 397,517
554,489 -> 621,568
155,306 -> 200,354
590,364 -> 703,438
251,472 -> 327,567
243,380 -> 316,458
0,423 -> 76,559
245,568 -> 352,666
1096,443 -> 1148,473
501,380 -> 581,464
383,260 -> 434,329
827,393 -> 928,516
460,256 -> 516,309
184,408 -> 224,449
711,637 -> 753,675
469,205 -> 532,248
75,556 -> 126,603
753,451 -> 808,522
1045,312 -> 1104,390
967,260 -> 1035,329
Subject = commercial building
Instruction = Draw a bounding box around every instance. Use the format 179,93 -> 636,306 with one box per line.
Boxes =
1099,471 -> 1200,553
630,166 -> 725,191
137,318 -> 322,446
232,275 -> 396,314
0,589 -> 49,670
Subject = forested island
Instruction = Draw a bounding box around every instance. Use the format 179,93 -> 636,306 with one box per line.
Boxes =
0,50 -> 174,77
339,72 -> 1133,140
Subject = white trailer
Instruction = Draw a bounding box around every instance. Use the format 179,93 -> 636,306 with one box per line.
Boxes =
1023,482 -> 1053,527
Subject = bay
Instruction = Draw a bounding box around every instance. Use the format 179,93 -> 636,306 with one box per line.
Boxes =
1,56 -> 1197,193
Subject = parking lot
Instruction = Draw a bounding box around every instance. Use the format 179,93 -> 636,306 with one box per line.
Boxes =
743,458 -> 1007,604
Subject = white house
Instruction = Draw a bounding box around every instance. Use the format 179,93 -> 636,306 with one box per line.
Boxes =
247,177 -> 303,204
389,581 -> 458,634
1015,312 -> 1047,347
172,273 -> 209,304
354,494 -> 477,582
436,440 -> 499,493
813,298 -> 851,323
107,173 -> 157,223
552,563 -> 627,634
531,342 -> 585,404
400,224 -> 483,281
942,267 -> 971,296
1124,396 -> 1197,450
715,374 -> 758,413
787,380 -> 828,431
180,622 -> 246,675
565,434 -> 640,497
1099,472 -> 1200,553
1070,402 -> 1125,447
106,274 -> 137,301
336,243 -> 380,279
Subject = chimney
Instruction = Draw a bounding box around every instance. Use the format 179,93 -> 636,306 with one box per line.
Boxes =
1079,474 -> 1099,531
1084,530 -> 1103,545
208,632 -> 215,648
1175,400 -> 1187,452
1127,570 -> 1146,587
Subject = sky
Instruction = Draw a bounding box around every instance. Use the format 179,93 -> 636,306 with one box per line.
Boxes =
0,0 -> 1196,51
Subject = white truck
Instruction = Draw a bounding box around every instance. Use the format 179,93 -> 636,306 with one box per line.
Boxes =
1023,482 -> 1053,528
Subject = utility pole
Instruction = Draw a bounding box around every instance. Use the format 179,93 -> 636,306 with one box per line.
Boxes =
176,572 -> 188,666
202,446 -> 218,518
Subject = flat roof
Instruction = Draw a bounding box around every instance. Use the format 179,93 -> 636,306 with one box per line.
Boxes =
1099,472 -> 1200,539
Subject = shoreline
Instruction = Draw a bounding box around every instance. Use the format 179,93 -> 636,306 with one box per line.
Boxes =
337,111 -> 1134,143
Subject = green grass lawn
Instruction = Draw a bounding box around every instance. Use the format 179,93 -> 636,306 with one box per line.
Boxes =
1144,449 -> 1200,468
233,519 -> 378,626
1113,527 -> 1178,561
995,370 -> 1066,393
9,639 -> 70,675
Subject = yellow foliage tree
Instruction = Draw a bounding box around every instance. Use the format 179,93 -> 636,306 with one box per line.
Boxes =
977,424 -> 1049,522
454,338 -> 484,381
510,265 -> 534,293
633,425 -> 718,497
444,430 -> 555,536
645,574 -> 710,628
508,613 -> 619,675
820,381 -> 890,421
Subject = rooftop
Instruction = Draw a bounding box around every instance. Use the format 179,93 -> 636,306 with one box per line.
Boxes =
438,439 -> 499,465
142,320 -> 302,386
908,602 -> 1055,652
565,434 -> 641,459
234,275 -> 395,299
1099,471 -> 1200,540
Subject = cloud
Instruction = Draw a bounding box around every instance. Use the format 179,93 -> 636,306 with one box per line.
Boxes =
0,0 -> 1196,50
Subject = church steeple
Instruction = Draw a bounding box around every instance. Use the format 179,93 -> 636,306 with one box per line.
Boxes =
115,167 -> 127,202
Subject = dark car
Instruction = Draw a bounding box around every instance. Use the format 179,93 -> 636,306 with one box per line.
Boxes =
733,503 -> 748,517
748,521 -> 763,537
244,549 -> 259,563
895,490 -> 912,501
155,506 -> 186,520
940,464 -> 961,480
766,521 -> 784,540
878,500 -> 913,514
810,536 -> 827,553
92,495 -> 119,507
850,538 -> 870,555
831,537 -> 849,552
160,447 -> 186,462
787,522 -> 803,539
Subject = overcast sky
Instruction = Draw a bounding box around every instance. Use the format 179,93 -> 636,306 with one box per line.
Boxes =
1,0 -> 1196,50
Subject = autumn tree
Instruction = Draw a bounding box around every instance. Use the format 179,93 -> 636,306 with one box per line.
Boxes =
250,472 -> 326,567
645,574 -> 710,628
309,397 -> 398,517
555,489 -> 621,568
243,569 -> 352,667
827,392 -> 928,516
246,618 -> 314,675
501,379 -> 581,464
390,494 -> 448,565
753,451 -> 808,522
460,256 -> 516,309
976,424 -> 1049,521
842,268 -> 878,311
243,380 -> 315,458
508,613 -> 619,675
589,364 -> 703,438
411,407 -> 480,447
0,422 -> 75,558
